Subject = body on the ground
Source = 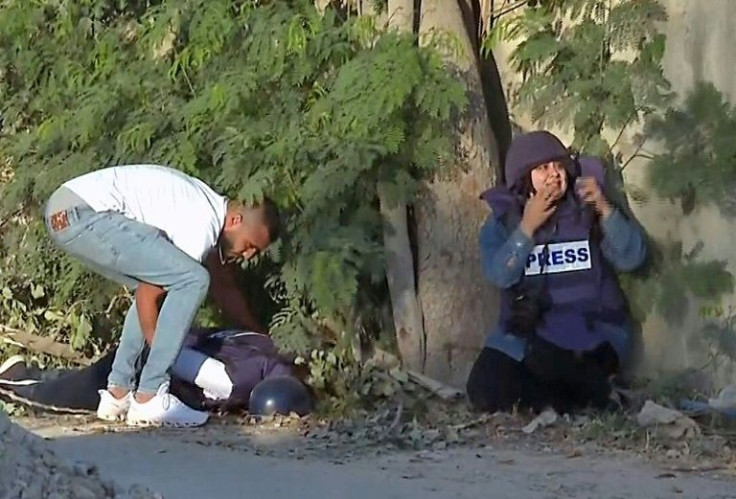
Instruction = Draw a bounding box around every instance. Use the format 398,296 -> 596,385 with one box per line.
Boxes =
0,327 -> 312,417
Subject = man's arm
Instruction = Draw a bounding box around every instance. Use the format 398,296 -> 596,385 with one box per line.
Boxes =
136,282 -> 167,345
205,252 -> 266,334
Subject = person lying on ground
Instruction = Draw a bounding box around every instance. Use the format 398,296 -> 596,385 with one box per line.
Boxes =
0,327 -> 311,417
44,164 -> 280,427
466,130 -> 647,415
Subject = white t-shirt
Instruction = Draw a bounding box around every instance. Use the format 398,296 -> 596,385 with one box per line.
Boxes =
63,164 -> 227,263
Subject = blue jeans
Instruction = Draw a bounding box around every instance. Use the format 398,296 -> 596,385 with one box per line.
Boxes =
44,202 -> 210,395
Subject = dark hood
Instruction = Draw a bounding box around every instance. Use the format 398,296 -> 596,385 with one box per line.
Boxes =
480,130 -> 576,218
504,131 -> 573,190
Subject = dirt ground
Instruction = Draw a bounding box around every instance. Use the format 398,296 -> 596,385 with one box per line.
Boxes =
13,412 -> 736,499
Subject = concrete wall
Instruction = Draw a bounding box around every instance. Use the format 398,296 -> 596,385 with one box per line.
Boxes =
492,0 -> 736,388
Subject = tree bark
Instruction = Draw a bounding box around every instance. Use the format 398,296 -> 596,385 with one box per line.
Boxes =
416,0 -> 500,387
479,51 -> 512,180
386,0 -> 413,28
315,0 -> 331,14
377,0 -> 427,373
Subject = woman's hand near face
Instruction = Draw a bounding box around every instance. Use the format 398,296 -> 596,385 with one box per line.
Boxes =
520,186 -> 558,238
576,177 -> 613,219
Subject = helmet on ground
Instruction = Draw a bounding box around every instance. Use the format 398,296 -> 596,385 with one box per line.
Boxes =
248,375 -> 313,417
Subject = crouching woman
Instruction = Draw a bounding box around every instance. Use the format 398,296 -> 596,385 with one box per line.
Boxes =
466,131 -> 647,414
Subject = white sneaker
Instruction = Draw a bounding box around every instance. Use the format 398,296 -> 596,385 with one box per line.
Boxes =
0,355 -> 38,385
97,389 -> 132,421
125,382 -> 209,428
0,355 -> 25,377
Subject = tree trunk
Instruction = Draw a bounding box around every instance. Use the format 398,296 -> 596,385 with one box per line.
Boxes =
416,0 -> 500,387
377,0 -> 427,372
315,0 -> 331,14
386,0 -> 413,28
454,0 -> 514,180
478,51 -> 512,180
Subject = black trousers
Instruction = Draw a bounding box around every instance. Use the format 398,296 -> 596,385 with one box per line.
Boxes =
466,338 -> 619,415
1,351 -> 116,410
1,349 -> 205,411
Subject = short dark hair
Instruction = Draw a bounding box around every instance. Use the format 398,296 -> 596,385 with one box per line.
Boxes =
259,197 -> 281,243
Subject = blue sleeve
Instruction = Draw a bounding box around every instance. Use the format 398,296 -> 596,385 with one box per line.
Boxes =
599,208 -> 647,271
479,214 -> 535,289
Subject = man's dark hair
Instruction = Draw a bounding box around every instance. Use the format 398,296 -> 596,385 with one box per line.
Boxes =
259,197 -> 281,243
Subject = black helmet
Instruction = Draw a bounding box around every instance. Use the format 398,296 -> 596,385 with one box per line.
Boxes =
248,375 -> 313,417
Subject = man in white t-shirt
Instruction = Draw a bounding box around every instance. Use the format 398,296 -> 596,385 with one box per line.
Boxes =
43,164 -> 281,427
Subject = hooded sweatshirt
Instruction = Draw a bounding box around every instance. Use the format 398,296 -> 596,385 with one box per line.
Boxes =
478,131 -> 647,362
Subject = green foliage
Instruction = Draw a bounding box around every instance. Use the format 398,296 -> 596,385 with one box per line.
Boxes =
0,400 -> 24,418
0,1 -> 465,357
690,306 -> 736,365
639,367 -> 704,405
630,83 -> 736,350
484,0 -> 671,156
619,240 -> 733,326
302,347 -> 412,418
1,281 -> 109,357
301,348 -> 363,416
700,319 -> 736,363
645,82 -> 736,215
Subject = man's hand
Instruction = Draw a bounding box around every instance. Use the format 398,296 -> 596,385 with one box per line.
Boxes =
576,177 -> 613,219
136,282 -> 166,345
519,187 -> 558,238
205,251 -> 267,334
